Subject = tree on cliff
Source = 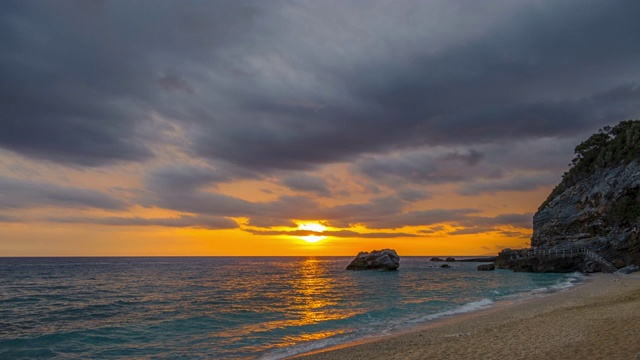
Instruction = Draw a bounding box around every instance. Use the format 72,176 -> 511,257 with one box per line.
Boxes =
540,120 -> 640,211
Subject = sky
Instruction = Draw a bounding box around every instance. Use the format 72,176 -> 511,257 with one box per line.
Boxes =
1,0 -> 640,256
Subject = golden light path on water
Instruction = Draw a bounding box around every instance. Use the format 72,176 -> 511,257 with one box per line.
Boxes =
225,258 -> 359,353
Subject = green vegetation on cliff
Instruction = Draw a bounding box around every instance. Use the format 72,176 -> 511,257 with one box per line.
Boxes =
540,120 -> 640,211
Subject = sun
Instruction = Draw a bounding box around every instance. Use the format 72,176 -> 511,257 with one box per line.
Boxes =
297,222 -> 327,243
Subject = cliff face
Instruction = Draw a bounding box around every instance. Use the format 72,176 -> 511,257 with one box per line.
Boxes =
496,121 -> 640,272
531,160 -> 640,268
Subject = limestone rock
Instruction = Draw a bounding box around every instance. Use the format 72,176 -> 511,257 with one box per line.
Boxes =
531,160 -> 640,267
477,263 -> 495,271
346,249 -> 400,271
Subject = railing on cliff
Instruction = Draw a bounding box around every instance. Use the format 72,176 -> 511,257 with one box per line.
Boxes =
522,247 -> 617,272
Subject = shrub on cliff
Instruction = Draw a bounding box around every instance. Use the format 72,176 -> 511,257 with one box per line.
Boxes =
540,120 -> 640,211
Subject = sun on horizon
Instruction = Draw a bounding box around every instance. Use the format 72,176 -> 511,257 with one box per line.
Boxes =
297,222 -> 327,243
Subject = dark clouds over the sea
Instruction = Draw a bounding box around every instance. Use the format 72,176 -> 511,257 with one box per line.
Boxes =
2,0 -> 640,234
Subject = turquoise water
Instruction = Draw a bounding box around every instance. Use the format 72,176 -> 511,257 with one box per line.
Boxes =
0,257 -> 582,359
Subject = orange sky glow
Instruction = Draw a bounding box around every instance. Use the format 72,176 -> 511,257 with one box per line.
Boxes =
2,1 -> 638,256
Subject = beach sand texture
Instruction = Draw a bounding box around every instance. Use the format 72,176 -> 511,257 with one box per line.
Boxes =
292,273 -> 640,360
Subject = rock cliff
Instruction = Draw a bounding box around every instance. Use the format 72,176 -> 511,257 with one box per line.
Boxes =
497,120 -> 640,273
531,160 -> 640,268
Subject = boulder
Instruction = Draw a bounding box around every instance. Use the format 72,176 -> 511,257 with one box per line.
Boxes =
614,264 -> 640,274
430,257 -> 444,262
445,257 -> 456,262
346,249 -> 400,271
440,264 -> 451,268
611,258 -> 626,269
477,263 -> 496,271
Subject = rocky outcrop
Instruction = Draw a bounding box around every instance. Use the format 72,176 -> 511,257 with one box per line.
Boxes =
614,264 -> 640,275
497,121 -> 640,273
531,160 -> 640,269
477,263 -> 495,271
346,249 -> 400,271
495,249 -> 602,273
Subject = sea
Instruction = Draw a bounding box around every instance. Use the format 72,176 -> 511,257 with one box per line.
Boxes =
0,257 -> 584,359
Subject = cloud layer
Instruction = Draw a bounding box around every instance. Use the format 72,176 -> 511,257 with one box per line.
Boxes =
1,0 -> 640,244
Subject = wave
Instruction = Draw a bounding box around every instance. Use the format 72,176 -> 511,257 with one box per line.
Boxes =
262,298 -> 495,360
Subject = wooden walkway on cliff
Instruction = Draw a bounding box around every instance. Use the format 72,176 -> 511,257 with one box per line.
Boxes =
526,247 -> 617,272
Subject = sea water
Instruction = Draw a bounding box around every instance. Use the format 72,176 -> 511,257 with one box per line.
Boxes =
0,257 -> 583,359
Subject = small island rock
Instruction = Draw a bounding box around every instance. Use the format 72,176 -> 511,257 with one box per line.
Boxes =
440,264 -> 451,268
430,257 -> 444,262
346,249 -> 400,271
445,257 -> 456,262
477,263 -> 496,271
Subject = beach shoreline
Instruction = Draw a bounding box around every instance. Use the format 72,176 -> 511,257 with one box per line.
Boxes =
289,272 -> 640,360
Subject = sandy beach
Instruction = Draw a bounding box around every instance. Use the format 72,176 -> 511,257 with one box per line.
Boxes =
292,273 -> 640,360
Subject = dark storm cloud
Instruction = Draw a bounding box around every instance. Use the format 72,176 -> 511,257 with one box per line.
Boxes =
441,150 -> 484,166
144,164 -> 453,228
0,0 -> 264,166
457,174 -> 558,196
3,0 -> 640,171
447,213 -> 533,236
191,0 -> 640,170
145,167 -> 322,219
0,176 -> 127,210
280,174 -> 331,197
364,209 -> 481,230
397,189 -> 432,203
448,227 -> 497,236
146,165 -> 233,191
47,214 -> 237,230
143,165 -> 536,231
459,213 -> 533,229
355,148 -> 498,186
0,214 -> 18,223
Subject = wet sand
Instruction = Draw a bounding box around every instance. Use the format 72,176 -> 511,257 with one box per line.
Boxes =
291,273 -> 640,360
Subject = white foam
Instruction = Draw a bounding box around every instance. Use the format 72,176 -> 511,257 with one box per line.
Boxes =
408,298 -> 494,324
261,299 -> 496,359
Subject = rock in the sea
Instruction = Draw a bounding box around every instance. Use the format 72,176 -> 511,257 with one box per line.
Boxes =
614,264 -> 640,274
440,264 -> 450,268
477,263 -> 495,271
346,249 -> 400,271
430,257 -> 444,262
445,257 -> 456,262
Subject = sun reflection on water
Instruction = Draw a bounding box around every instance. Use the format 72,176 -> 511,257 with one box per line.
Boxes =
221,257 -> 359,348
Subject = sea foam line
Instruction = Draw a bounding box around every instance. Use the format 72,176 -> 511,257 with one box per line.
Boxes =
261,298 -> 496,360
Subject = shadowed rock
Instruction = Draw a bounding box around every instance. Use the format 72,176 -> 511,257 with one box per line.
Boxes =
477,263 -> 496,271
614,264 -> 640,274
346,249 -> 399,271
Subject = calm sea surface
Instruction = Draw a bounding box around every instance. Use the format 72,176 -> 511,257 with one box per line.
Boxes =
0,257 -> 582,359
